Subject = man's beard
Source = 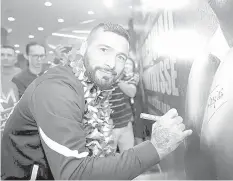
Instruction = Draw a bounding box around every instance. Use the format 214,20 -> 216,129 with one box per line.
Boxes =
84,57 -> 117,90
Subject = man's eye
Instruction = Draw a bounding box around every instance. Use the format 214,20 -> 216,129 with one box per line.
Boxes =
118,56 -> 126,62
100,48 -> 108,52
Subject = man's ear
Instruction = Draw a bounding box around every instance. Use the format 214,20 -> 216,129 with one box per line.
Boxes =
24,53 -> 29,60
13,56 -> 18,65
79,41 -> 87,56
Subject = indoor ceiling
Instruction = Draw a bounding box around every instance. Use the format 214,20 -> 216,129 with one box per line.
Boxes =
1,0 -> 134,54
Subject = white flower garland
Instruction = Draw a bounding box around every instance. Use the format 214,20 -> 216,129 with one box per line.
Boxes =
68,56 -> 116,157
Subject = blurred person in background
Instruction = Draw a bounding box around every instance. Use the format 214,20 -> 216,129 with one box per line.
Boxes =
1,45 -> 21,131
15,53 -> 29,71
133,77 -> 146,145
41,53 -> 54,72
1,22 -> 191,180
12,42 -> 46,98
111,57 -> 139,152
1,27 -> 8,46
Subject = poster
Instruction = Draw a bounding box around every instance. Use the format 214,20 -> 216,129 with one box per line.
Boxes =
132,0 -> 224,178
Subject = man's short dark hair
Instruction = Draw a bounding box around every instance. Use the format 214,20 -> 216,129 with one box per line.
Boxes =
87,23 -> 130,43
1,45 -> 15,52
26,42 -> 46,55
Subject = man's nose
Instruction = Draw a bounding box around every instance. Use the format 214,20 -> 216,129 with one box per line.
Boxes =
105,56 -> 116,70
37,56 -> 44,62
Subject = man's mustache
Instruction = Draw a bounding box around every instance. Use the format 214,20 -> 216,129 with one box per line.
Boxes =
95,67 -> 117,76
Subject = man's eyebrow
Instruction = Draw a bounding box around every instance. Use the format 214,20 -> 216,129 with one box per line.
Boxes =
98,44 -> 128,58
98,44 -> 112,48
118,52 -> 128,59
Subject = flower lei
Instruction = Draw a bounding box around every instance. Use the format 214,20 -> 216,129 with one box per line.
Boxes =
66,55 -> 116,157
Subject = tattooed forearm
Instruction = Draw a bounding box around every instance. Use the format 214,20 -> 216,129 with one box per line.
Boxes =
149,108 -> 192,160
151,124 -> 180,158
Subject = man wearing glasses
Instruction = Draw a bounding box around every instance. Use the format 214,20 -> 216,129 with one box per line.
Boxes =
12,42 -> 46,98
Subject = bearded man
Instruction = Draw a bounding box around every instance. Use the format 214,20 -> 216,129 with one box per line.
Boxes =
1,23 -> 192,180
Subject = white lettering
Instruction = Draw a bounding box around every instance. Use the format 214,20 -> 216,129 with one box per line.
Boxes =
155,65 -> 160,92
170,58 -> 179,96
164,11 -> 169,32
160,61 -> 166,94
168,11 -> 174,30
145,59 -> 179,96
148,96 -> 171,114
164,58 -> 172,95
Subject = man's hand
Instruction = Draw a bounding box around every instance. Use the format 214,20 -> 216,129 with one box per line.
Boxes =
54,45 -> 71,63
123,71 -> 134,81
126,73 -> 139,85
150,109 -> 192,160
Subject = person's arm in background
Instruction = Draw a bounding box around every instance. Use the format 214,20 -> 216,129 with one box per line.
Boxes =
12,77 -> 26,99
11,82 -> 19,103
30,79 -> 160,180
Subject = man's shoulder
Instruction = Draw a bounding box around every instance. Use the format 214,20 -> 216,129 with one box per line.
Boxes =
13,68 -> 27,80
12,67 -> 22,76
41,65 -> 76,82
35,65 -> 84,95
27,66 -> 85,110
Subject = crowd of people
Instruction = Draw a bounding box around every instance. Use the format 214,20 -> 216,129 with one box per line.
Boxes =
1,23 -> 191,180
1,43 -> 47,132
1,39 -> 143,145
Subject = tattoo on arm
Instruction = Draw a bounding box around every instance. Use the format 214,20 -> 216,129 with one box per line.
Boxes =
152,124 -> 180,154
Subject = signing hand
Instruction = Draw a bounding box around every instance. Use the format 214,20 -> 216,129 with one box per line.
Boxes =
150,109 -> 192,160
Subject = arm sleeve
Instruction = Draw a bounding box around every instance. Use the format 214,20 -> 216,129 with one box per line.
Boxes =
128,72 -> 140,86
12,82 -> 20,102
12,77 -> 26,99
30,79 -> 160,180
118,81 -> 137,98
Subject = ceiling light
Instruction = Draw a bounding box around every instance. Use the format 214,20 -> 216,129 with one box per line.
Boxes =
14,44 -> 19,48
103,0 -> 114,8
72,30 -> 91,34
15,50 -> 20,54
80,19 -> 96,24
8,17 -> 15,22
52,33 -> 87,40
49,50 -> 54,54
28,35 -> 34,39
38,27 -> 44,31
44,1 -> 52,7
142,0 -> 190,11
58,18 -> 64,23
8,28 -> 12,33
48,44 -> 56,49
129,5 -> 133,9
88,10 -> 95,15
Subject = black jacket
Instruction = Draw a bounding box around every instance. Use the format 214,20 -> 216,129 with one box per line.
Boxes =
1,65 -> 160,180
